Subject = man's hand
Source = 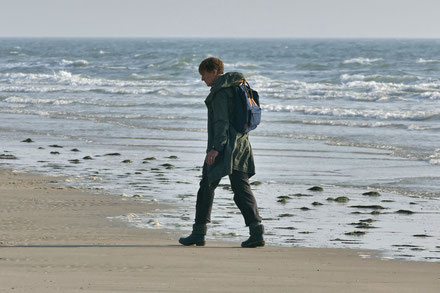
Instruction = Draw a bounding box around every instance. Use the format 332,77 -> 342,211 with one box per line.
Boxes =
205,149 -> 219,165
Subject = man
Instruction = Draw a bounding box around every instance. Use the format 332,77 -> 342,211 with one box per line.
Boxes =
179,57 -> 265,248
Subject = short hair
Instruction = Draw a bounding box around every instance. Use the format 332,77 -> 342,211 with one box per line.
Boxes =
199,57 -> 224,74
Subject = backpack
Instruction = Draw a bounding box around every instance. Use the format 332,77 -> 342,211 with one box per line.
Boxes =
232,79 -> 261,134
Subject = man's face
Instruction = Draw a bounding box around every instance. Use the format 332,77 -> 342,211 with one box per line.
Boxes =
200,69 -> 219,87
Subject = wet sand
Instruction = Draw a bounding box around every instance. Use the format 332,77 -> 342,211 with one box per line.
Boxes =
0,169 -> 439,292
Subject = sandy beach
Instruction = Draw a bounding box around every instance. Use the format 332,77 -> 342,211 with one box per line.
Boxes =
0,169 -> 438,292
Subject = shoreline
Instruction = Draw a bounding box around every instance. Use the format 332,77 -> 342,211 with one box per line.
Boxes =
0,168 -> 439,292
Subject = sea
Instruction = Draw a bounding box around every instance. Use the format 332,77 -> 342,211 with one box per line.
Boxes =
1,38 -> 439,262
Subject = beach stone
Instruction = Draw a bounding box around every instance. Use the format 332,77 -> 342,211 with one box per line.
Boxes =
334,196 -> 350,203
38,147 -> 45,149
277,198 -> 288,204
355,223 -> 377,229
83,156 -> 93,160
300,207 -> 311,211
176,181 -> 190,184
132,194 -> 142,198
50,151 -> 60,155
381,200 -> 394,203
144,157 -> 156,160
312,201 -> 323,206
122,160 -> 132,163
371,211 -> 381,215
49,144 -> 63,148
292,193 -> 313,197
279,213 -> 294,217
326,197 -> 335,201
395,209 -> 414,215
350,205 -> 385,210
70,148 -> 80,152
308,186 -> 323,191
345,231 -> 366,236
21,138 -> 34,143
134,172 -> 142,175
69,159 -> 81,164
359,218 -> 375,223
277,195 -> 291,200
250,181 -> 262,186
167,155 -> 178,159
362,191 -> 381,197
161,163 -> 174,169
413,234 -> 431,238
0,154 -> 18,160
105,153 -> 121,156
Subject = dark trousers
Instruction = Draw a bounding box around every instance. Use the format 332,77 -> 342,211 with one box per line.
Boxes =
195,166 -> 262,226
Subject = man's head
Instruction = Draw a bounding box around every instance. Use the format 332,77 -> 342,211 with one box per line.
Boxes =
199,57 -> 224,87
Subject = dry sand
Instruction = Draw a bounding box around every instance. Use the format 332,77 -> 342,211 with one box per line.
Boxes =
0,169 -> 439,292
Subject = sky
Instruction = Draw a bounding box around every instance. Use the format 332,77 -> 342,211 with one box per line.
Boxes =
1,0 -> 439,38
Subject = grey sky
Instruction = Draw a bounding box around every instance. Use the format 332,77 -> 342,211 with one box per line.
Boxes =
1,0 -> 439,38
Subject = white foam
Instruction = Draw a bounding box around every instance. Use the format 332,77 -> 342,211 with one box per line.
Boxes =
262,104 -> 437,120
428,149 -> 440,165
0,71 -> 179,88
4,96 -> 73,105
0,85 -> 62,93
419,92 -> 440,100
343,57 -> 383,65
61,59 -> 90,67
417,58 -> 440,63
340,74 -> 367,82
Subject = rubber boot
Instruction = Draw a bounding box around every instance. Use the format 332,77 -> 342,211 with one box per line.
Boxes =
241,222 -> 265,248
179,224 -> 207,246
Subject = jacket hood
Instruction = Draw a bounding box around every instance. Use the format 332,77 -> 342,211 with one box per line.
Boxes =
211,72 -> 245,93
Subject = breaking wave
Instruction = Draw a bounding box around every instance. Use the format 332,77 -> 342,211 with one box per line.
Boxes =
262,104 -> 439,121
343,58 -> 383,65
60,59 -> 90,67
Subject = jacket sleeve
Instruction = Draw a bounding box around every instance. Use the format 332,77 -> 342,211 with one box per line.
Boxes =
211,89 -> 230,152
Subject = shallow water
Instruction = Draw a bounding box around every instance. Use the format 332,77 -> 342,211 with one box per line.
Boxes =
1,38 -> 439,261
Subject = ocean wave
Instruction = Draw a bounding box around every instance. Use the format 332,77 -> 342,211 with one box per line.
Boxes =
4,96 -> 74,105
340,73 -> 420,84
292,119 -> 408,129
262,104 -> 438,120
60,59 -> 90,67
343,58 -> 383,65
267,118 -> 434,131
226,62 -> 261,69
419,91 -> 440,100
417,58 -> 440,63
0,85 -> 63,93
0,71 -> 180,88
428,149 -> 440,165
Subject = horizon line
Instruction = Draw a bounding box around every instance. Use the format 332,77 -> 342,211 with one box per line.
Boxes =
1,36 -> 440,40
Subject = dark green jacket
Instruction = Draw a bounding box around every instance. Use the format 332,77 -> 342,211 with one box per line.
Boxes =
204,72 -> 255,183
